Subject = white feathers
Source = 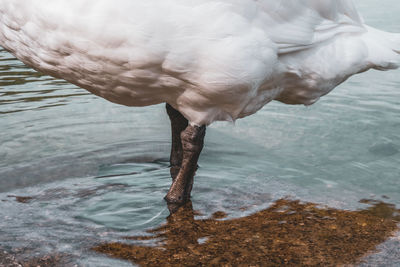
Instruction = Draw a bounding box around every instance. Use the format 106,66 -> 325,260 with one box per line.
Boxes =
0,0 -> 398,125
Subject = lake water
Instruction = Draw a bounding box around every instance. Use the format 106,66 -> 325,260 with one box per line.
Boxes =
1,1 -> 399,266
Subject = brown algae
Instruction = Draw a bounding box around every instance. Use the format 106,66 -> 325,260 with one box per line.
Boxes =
93,199 -> 400,266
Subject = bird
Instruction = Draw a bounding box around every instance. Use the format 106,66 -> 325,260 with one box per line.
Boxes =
0,0 -> 399,209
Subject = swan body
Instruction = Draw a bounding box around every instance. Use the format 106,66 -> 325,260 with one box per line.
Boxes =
0,0 -> 399,125
1,1 -> 400,207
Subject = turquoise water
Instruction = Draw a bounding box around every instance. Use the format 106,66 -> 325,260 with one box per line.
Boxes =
1,1 -> 399,265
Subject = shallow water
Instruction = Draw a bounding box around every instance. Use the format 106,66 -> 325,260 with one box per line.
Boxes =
1,1 -> 400,266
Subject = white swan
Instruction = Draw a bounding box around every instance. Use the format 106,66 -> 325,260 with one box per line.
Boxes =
1,0 -> 399,207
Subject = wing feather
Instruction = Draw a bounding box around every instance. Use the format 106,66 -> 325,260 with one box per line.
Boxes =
254,0 -> 366,53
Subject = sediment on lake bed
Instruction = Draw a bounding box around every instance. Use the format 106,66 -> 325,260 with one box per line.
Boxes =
93,199 -> 400,266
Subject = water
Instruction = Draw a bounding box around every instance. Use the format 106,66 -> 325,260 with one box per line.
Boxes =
1,1 -> 399,265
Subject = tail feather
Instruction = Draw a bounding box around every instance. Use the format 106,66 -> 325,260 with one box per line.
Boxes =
388,33 -> 400,54
380,29 -> 400,54
363,26 -> 400,70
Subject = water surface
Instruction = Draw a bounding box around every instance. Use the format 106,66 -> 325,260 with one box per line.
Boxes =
1,1 -> 400,265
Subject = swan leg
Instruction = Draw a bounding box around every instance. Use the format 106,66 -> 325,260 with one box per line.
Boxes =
166,103 -> 188,180
165,122 -> 206,207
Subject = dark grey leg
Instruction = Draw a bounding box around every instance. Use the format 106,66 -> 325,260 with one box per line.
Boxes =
166,104 -> 188,180
165,121 -> 206,206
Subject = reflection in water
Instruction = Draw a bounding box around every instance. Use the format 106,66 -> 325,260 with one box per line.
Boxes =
0,48 -> 90,115
94,199 -> 400,266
